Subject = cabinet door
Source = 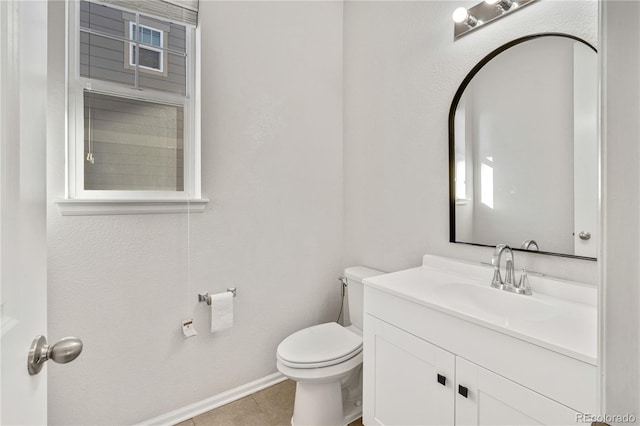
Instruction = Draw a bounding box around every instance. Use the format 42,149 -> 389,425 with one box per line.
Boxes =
363,315 -> 455,426
455,357 -> 581,426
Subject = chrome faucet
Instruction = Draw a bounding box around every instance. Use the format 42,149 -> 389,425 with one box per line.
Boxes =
491,244 -> 515,290
491,244 -> 532,295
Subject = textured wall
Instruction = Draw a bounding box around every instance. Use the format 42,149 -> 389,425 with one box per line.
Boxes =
343,0 -> 598,284
47,1 -> 344,424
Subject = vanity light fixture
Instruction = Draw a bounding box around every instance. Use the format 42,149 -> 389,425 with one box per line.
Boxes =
452,7 -> 479,28
453,0 -> 536,39
485,0 -> 515,13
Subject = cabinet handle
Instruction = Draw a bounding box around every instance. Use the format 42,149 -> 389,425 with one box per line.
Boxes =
458,385 -> 468,398
437,374 -> 446,386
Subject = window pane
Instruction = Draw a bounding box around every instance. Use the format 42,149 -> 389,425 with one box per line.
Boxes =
80,32 -> 135,86
79,3 -> 188,94
141,27 -> 152,43
84,92 -> 184,192
80,0 -> 126,39
131,46 -> 162,71
139,53 -> 186,95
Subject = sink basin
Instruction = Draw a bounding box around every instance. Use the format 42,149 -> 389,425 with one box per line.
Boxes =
434,282 -> 558,325
363,256 -> 597,364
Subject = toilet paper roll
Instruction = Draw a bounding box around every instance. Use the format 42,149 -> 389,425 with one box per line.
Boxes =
210,292 -> 234,332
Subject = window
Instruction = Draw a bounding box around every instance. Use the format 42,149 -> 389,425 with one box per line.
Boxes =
63,0 -> 203,213
129,23 -> 164,72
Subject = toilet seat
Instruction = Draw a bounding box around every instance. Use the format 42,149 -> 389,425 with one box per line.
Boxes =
277,322 -> 362,369
277,352 -> 363,383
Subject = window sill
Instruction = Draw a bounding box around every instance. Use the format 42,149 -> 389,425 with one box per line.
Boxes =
55,198 -> 209,216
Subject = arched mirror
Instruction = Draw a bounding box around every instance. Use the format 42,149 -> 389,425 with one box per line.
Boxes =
449,33 -> 598,260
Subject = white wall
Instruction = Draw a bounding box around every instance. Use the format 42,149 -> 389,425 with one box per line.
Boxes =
343,0 -> 598,284
47,1 -> 344,424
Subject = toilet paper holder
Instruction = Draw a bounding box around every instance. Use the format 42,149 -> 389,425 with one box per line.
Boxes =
198,288 -> 236,305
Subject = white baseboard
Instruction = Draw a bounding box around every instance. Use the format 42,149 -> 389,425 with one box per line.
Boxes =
138,372 -> 286,426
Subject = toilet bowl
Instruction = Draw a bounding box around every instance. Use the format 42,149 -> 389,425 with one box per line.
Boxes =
276,267 -> 384,426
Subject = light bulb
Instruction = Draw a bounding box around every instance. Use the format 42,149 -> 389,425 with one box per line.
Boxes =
452,7 -> 470,23
485,0 -> 513,11
452,7 -> 479,27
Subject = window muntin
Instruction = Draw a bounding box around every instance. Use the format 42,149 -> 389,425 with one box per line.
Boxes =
70,0 -> 198,200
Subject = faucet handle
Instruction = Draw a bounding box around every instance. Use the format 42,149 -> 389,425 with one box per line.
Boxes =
491,269 -> 502,288
513,269 -> 532,295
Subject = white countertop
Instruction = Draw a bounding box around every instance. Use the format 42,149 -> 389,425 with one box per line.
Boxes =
363,256 -> 597,365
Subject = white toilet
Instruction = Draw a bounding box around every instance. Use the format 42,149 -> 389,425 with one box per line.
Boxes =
276,266 -> 384,426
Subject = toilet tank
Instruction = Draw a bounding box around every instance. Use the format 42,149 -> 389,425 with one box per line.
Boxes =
344,266 -> 385,330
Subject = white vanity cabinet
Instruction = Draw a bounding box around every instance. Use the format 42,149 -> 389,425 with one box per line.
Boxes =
362,257 -> 597,426
363,315 -> 580,426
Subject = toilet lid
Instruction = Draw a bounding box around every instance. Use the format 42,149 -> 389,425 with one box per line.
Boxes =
277,322 -> 363,369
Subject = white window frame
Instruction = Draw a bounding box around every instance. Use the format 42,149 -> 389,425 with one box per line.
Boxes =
62,0 -> 204,214
128,22 -> 164,73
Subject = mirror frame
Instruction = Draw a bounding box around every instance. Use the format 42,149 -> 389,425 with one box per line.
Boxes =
448,32 -> 597,260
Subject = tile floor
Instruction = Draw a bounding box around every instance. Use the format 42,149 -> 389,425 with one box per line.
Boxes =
175,380 -> 363,426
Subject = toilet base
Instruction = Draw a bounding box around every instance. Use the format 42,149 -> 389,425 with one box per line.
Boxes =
290,383 -> 362,426
288,364 -> 363,426
292,381 -> 344,426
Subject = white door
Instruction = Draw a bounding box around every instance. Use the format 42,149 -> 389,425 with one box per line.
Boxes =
1,1 -> 49,423
363,315 -> 455,426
